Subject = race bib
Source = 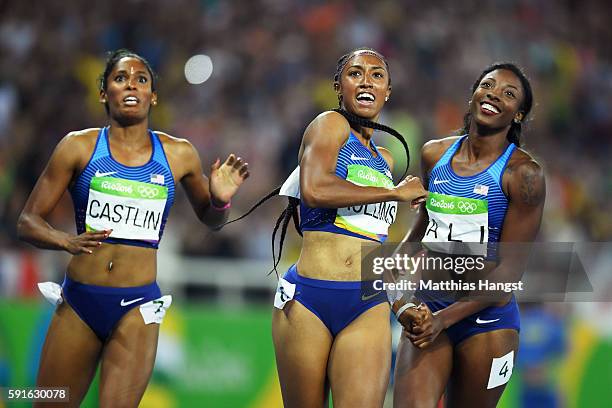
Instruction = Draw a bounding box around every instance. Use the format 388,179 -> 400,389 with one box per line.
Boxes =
37,282 -> 63,306
279,166 -> 300,199
139,295 -> 173,324
334,165 -> 397,241
487,350 -> 514,389
85,176 -> 167,242
274,278 -> 296,309
422,192 -> 488,256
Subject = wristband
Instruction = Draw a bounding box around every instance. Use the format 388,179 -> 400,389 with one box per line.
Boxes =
395,302 -> 417,320
211,200 -> 231,211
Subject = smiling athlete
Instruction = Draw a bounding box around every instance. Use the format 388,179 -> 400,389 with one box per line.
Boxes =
393,63 -> 545,408
17,49 -> 249,407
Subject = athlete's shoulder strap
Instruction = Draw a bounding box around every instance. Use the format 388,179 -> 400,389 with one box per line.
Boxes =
89,127 -> 110,162
487,142 -> 517,185
346,131 -> 361,144
432,135 -> 466,170
149,130 -> 173,174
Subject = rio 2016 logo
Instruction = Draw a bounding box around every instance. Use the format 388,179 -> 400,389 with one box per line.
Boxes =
138,186 -> 160,198
457,201 -> 478,213
101,181 -> 133,194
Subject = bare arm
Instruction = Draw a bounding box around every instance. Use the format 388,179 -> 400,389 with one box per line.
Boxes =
399,140 -> 443,245
17,133 -> 110,254
178,140 -> 249,229
299,111 -> 426,208
391,140 -> 445,319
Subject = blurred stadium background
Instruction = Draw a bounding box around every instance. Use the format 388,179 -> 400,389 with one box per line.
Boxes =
1,0 -> 611,407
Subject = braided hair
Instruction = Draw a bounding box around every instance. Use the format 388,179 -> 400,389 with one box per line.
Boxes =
221,186 -> 300,276
223,48 -> 410,276
460,63 -> 533,147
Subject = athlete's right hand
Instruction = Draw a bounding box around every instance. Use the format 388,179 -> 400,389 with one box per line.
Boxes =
63,230 -> 112,255
393,175 -> 427,205
396,303 -> 428,332
406,303 -> 445,349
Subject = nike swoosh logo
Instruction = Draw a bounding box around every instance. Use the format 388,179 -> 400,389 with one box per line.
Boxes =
350,153 -> 369,161
361,291 -> 382,301
433,178 -> 450,185
476,317 -> 500,324
95,170 -> 118,177
120,297 -> 145,307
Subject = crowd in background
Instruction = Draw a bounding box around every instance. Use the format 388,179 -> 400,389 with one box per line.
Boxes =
1,0 -> 610,260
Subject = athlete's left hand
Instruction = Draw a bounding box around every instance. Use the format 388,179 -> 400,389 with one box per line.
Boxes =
405,303 -> 445,348
209,154 -> 250,205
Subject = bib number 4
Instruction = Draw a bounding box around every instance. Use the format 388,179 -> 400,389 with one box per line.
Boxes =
487,350 -> 514,389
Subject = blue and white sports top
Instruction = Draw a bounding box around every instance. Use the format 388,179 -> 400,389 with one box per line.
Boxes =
422,135 -> 515,259
299,132 -> 398,243
70,127 -> 175,249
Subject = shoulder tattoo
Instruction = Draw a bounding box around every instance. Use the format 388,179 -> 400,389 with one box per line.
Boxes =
518,162 -> 544,206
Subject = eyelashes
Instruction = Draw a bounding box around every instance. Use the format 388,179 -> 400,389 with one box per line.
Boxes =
480,82 -> 517,99
113,75 -> 149,83
346,70 -> 386,79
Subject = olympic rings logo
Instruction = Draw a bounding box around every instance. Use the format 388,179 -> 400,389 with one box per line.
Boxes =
138,186 -> 160,198
457,201 -> 477,213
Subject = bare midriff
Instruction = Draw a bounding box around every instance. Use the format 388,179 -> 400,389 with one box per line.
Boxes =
295,231 -> 380,281
67,243 -> 156,287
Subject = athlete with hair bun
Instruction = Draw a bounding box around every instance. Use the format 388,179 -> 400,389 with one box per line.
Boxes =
17,49 -> 249,407
393,63 -> 545,408
228,48 -> 428,407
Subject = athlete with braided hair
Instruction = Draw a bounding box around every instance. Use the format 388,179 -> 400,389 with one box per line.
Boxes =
224,48 -> 427,406
252,48 -> 425,407
393,63 -> 545,408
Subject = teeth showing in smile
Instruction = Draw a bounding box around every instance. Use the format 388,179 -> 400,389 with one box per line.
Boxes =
124,96 -> 139,106
481,102 -> 500,114
356,92 -> 375,102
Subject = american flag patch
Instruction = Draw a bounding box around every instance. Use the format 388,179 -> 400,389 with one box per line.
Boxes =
150,174 -> 165,185
473,184 -> 489,196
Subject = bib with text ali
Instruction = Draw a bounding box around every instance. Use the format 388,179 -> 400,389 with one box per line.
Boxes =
422,192 -> 488,256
